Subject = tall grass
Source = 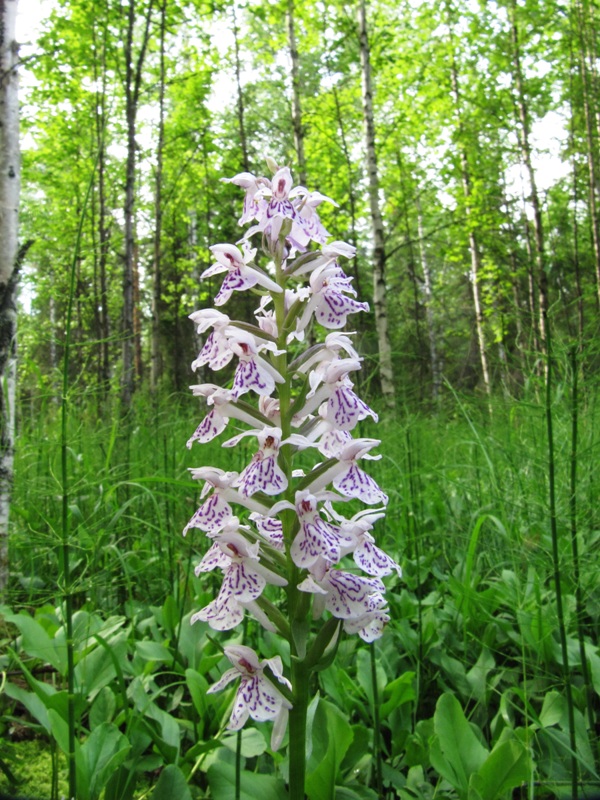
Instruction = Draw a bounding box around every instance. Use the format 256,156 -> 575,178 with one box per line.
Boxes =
3,360 -> 600,798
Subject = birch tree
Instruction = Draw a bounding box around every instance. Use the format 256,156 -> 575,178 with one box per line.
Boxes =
358,0 -> 396,410
0,0 -> 20,596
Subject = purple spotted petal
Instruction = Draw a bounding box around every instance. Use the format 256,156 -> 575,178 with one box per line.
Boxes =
214,267 -> 258,306
315,294 -> 370,330
184,492 -> 232,535
192,594 -> 244,630
232,358 -> 276,399
343,609 -> 390,642
354,538 -> 401,577
237,454 -> 288,497
291,516 -> 349,568
194,331 -> 234,371
318,428 -> 353,458
327,385 -> 378,431
195,542 -> 230,574
219,562 -> 266,603
187,408 -> 228,447
334,464 -> 388,505
232,675 -> 289,726
251,513 -> 285,550
324,570 -> 385,619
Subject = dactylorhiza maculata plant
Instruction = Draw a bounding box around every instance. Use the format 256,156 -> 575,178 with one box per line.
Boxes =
184,158 -> 400,797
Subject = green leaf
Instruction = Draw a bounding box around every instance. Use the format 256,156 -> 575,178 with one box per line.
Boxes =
135,640 -> 174,664
207,762 -> 287,800
150,764 -> 192,800
4,612 -> 65,672
75,631 -> 127,699
335,788 -> 379,799
186,668 -> 211,718
380,672 -> 416,718
89,686 -> 117,729
221,727 -> 267,758
47,708 -> 77,758
538,691 -> 563,728
470,739 -> 531,800
430,693 -> 488,796
80,722 -> 131,800
356,648 -> 386,709
306,699 -> 354,800
4,681 -> 51,733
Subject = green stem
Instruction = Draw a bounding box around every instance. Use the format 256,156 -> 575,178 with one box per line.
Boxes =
370,643 -> 384,798
235,729 -> 242,800
272,231 -> 310,798
545,321 -> 577,799
60,161 -> 97,800
288,657 -> 309,800
569,347 -> 599,769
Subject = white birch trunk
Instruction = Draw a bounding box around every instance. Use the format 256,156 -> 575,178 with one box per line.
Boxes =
358,0 -> 396,410
0,0 -> 20,596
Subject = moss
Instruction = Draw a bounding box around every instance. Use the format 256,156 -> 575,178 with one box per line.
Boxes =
0,739 -> 67,800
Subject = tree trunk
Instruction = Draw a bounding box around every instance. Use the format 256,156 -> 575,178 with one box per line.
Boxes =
509,0 -> 548,352
575,0 -> 600,308
151,0 -> 166,392
232,2 -> 249,172
416,196 -> 442,403
0,0 -> 20,597
449,54 -> 491,396
321,3 -> 361,296
122,0 -> 154,406
92,8 -> 111,390
358,0 -> 396,410
288,0 -> 306,185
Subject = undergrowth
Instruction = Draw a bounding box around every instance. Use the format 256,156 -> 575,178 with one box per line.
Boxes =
1,372 -> 599,799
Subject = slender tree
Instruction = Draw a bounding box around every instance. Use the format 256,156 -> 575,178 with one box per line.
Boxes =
358,0 -> 396,410
151,0 -> 167,392
121,0 -> 155,406
509,0 -> 549,351
287,0 -> 306,184
0,0 -> 20,596
448,37 -> 491,395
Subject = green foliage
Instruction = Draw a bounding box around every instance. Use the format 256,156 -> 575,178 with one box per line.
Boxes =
3,380 -> 600,796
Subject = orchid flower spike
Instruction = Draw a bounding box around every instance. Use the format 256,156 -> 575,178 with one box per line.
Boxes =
185,157 -> 399,760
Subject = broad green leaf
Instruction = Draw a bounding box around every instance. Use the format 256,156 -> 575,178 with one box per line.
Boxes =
221,727 -> 267,758
306,699 -> 354,800
80,722 -> 131,800
335,787 -> 379,799
4,682 -> 51,733
74,631 -> 127,699
207,762 -> 287,800
466,647 -> 495,701
128,676 -> 180,760
89,686 -> 117,729
430,693 -> 488,795
4,612 -> 65,672
135,640 -> 174,664
380,672 -> 416,718
186,668 -> 211,718
539,691 -> 563,728
47,707 -> 77,758
470,739 -> 531,800
150,764 -> 192,800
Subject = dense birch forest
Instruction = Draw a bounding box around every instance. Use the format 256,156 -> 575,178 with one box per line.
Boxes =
14,0 -> 600,406
1,0 -> 600,798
